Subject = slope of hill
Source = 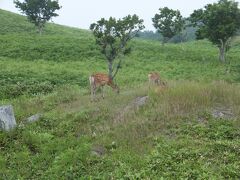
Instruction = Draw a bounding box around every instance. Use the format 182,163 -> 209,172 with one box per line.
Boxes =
0,9 -> 90,36
1,9 -> 240,99
0,9 -> 240,179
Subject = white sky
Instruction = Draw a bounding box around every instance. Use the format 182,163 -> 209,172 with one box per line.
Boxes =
1,0 -> 236,30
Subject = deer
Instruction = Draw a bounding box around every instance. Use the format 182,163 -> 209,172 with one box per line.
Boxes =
89,73 -> 120,101
148,72 -> 167,87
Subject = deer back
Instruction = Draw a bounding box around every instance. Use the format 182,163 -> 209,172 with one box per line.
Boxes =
90,73 -> 119,93
90,73 -> 110,86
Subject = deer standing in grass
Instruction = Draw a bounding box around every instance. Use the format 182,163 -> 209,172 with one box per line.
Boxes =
89,73 -> 120,101
148,72 -> 167,87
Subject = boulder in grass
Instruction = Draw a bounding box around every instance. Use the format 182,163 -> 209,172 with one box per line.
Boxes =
0,105 -> 17,131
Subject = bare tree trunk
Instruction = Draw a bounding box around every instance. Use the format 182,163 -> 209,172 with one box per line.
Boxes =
162,37 -> 166,46
219,39 -> 226,63
112,57 -> 123,80
219,38 -> 232,63
162,37 -> 170,46
108,60 -> 113,80
161,39 -> 165,46
219,47 -> 225,63
38,23 -> 43,35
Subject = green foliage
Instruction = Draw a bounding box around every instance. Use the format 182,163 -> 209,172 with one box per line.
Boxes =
190,0 -> 240,62
14,0 -> 61,34
0,35 -> 100,61
1,9 -> 240,179
1,38 -> 240,99
1,81 -> 240,179
90,14 -> 144,79
146,127 -> 240,179
190,0 -> 240,45
152,7 -> 185,44
44,145 -> 90,179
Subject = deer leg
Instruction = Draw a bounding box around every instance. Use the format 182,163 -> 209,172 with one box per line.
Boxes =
91,84 -> 97,102
148,79 -> 152,89
101,86 -> 104,99
90,85 -> 94,102
89,76 -> 96,102
94,86 -> 97,101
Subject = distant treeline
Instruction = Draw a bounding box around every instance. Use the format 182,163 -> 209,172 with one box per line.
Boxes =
137,25 -> 197,43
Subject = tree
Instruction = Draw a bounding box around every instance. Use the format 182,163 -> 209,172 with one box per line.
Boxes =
14,0 -> 61,35
152,7 -> 185,45
90,15 -> 144,80
189,0 -> 240,62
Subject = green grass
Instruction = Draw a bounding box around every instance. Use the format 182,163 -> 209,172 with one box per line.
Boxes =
1,9 -> 240,99
1,82 -> 240,179
0,39 -> 239,99
0,9 -> 90,36
0,9 -> 240,179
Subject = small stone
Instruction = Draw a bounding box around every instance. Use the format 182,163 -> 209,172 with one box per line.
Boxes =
26,114 -> 42,123
134,96 -> 149,107
91,145 -> 106,157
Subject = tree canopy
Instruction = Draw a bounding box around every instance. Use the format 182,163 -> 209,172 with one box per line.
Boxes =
152,7 -> 185,44
14,0 -> 61,35
90,14 -> 144,80
189,0 -> 240,62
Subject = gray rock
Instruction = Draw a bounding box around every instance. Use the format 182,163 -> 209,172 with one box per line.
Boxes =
212,111 -> 224,118
91,145 -> 106,157
212,107 -> 234,120
26,114 -> 42,123
0,105 -> 17,131
133,96 -> 149,107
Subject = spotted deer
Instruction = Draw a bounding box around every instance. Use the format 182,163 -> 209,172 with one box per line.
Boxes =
148,72 -> 166,87
89,73 -> 120,101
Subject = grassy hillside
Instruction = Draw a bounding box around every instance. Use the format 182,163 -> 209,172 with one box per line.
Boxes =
0,9 -> 240,179
1,9 -> 240,99
0,9 -> 89,36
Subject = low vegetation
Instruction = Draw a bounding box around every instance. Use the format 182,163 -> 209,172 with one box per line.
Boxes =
1,38 -> 240,99
0,9 -> 240,179
1,82 -> 240,179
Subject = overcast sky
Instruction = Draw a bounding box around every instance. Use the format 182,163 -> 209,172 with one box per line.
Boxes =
0,0 -> 235,30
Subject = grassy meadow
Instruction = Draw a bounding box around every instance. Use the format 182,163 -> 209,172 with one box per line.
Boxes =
0,9 -> 240,179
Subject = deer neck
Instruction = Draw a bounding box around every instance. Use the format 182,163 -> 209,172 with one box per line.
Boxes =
108,81 -> 115,89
